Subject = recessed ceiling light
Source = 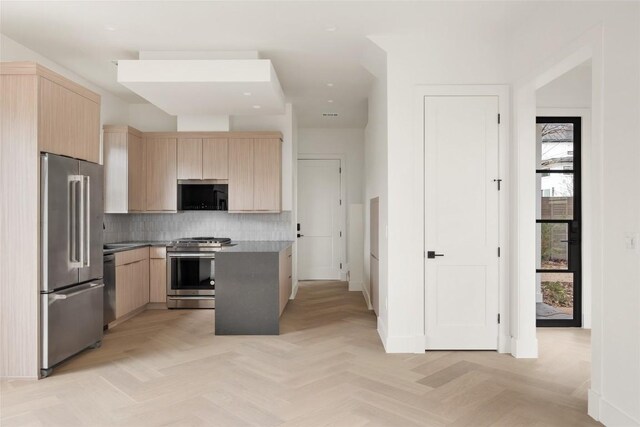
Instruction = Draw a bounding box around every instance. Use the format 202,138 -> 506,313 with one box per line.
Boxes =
328,100 -> 334,103
327,83 -> 334,87
243,92 -> 252,96
252,105 -> 261,109
104,25 -> 117,31
325,26 -> 338,32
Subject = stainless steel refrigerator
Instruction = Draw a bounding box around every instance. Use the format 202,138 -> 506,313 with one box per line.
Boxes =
40,153 -> 104,378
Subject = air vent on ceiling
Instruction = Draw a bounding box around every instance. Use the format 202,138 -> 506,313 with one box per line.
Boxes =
322,113 -> 339,117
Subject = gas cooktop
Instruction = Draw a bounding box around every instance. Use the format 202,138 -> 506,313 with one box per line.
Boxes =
168,237 -> 232,249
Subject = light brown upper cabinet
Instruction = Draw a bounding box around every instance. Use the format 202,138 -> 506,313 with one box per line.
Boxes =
145,137 -> 177,212
254,138 -> 282,211
103,126 -> 146,213
39,78 -> 100,163
228,139 -> 255,211
228,138 -> 282,212
202,138 -> 228,180
177,138 -> 203,180
2,62 -> 103,164
177,137 -> 228,180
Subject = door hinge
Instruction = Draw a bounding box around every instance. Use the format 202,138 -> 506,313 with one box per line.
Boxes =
498,114 -> 501,124
339,231 -> 342,237
339,167 -> 342,173
339,199 -> 342,206
498,247 -> 501,257
340,262 -> 343,269
493,179 -> 502,191
498,314 -> 501,324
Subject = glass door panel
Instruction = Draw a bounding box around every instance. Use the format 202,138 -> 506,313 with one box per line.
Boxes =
536,117 -> 582,327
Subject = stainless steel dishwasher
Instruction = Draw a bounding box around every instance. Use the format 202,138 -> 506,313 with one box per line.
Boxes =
103,253 -> 116,328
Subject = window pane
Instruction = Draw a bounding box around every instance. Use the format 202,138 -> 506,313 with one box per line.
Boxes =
537,122 -> 574,170
537,173 -> 574,219
536,272 -> 574,320
537,223 -> 568,270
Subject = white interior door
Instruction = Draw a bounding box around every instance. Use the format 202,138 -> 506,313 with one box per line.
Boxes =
297,159 -> 342,280
424,96 -> 500,350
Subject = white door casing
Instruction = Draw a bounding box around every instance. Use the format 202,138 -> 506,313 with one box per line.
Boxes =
424,96 -> 500,350
297,159 -> 342,280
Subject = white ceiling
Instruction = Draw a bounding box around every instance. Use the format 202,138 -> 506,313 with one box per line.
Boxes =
0,1 -> 518,128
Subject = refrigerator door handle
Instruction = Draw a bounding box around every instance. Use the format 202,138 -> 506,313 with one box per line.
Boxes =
77,175 -> 85,267
50,283 -> 104,300
68,176 -> 83,268
83,175 -> 91,267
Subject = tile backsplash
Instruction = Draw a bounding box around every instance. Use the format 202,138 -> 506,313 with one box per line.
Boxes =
104,211 -> 294,243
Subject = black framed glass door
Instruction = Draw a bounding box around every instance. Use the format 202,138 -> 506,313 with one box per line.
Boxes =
536,117 -> 582,327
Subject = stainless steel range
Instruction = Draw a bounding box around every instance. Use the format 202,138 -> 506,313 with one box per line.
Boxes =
166,237 -> 231,309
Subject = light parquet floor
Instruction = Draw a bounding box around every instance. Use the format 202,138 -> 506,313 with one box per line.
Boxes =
1,281 -> 600,427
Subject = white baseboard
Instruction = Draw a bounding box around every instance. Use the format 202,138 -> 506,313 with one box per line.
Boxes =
361,283 -> 373,310
378,319 -> 424,353
290,280 -> 299,299
377,317 -> 388,351
498,334 -> 511,354
348,280 -> 362,291
510,336 -> 539,358
588,389 -> 601,421
592,390 -> 640,426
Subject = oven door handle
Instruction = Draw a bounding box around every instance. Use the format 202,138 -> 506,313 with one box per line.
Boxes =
167,253 -> 216,258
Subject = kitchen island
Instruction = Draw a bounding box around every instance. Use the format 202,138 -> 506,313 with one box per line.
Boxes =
215,241 -> 293,335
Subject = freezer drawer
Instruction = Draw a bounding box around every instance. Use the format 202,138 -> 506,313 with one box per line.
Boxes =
41,282 -> 104,370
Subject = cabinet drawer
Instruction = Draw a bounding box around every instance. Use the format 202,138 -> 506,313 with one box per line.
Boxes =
150,246 -> 166,259
115,247 -> 149,266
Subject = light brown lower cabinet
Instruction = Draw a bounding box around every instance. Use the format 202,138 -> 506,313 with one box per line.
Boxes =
115,248 -> 150,319
149,247 -> 167,303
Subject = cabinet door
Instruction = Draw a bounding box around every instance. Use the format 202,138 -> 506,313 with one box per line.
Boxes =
149,258 -> 167,303
177,138 -> 202,180
115,264 -> 133,318
39,77 -> 100,163
133,258 -> 150,310
145,137 -> 177,211
253,138 -> 281,211
202,138 -> 228,179
103,130 -> 128,213
128,132 -> 146,212
228,139 -> 254,211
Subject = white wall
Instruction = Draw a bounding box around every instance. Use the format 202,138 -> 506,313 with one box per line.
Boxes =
362,41 -> 388,319
365,2 -> 639,425
369,2 -> 509,352
298,128 -> 365,290
128,103 -> 176,131
508,3 -> 640,425
537,62 -> 592,109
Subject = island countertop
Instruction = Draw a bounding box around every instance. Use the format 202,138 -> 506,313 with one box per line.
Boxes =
222,241 -> 293,253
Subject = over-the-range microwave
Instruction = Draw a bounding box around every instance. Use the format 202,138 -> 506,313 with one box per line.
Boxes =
177,180 -> 228,211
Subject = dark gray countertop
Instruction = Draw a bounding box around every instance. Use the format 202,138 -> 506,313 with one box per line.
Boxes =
221,241 -> 293,253
103,240 -> 292,255
103,241 -> 170,255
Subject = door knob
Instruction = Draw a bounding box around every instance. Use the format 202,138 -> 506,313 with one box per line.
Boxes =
427,251 -> 444,259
